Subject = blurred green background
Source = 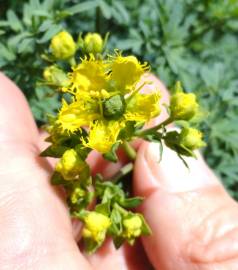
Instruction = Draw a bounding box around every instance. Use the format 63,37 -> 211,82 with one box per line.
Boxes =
0,0 -> 238,198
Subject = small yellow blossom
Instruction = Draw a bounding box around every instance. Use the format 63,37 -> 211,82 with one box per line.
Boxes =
67,56 -> 108,93
84,32 -> 103,54
170,91 -> 198,120
50,31 -> 76,60
55,149 -> 86,180
82,212 -> 111,243
125,92 -> 161,122
82,120 -> 124,153
179,127 -> 206,150
110,54 -> 149,91
66,72 -> 91,93
57,99 -> 99,133
70,187 -> 86,204
43,65 -> 69,87
122,215 -> 143,239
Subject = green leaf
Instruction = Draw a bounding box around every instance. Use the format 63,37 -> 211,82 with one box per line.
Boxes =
51,172 -> 68,185
18,38 -> 35,54
0,43 -> 16,61
6,10 -> 23,32
37,24 -> 62,43
66,0 -> 100,15
99,0 -> 112,19
103,142 -> 120,163
139,214 -> 152,235
40,145 -> 68,158
38,20 -> 53,32
119,197 -> 143,208
95,202 -> 110,216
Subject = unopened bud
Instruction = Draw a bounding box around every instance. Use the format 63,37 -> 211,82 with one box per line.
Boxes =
43,65 -> 69,87
170,82 -> 198,120
50,31 -> 76,60
179,127 -> 206,150
84,32 -> 103,54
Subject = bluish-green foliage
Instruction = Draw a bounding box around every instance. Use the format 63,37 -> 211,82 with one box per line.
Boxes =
0,0 -> 238,197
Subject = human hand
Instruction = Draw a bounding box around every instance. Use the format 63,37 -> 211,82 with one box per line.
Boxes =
1,73 -> 238,270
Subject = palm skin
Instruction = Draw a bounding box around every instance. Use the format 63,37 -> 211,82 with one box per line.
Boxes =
1,72 -> 238,270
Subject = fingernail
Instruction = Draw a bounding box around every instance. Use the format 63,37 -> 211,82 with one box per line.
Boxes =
144,142 -> 219,193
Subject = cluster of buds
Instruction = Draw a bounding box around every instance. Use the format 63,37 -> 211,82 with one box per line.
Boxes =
41,30 -> 206,253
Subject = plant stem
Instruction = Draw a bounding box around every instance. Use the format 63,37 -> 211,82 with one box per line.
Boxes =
113,162 -> 134,183
122,141 -> 137,161
135,117 -> 172,137
69,57 -> 76,67
95,6 -> 101,33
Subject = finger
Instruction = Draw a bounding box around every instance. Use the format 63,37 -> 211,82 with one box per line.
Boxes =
0,73 -> 92,269
134,141 -> 238,269
84,239 -> 152,270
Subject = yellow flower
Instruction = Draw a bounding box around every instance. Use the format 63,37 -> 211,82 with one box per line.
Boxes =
57,98 -> 99,133
125,91 -> 161,122
169,82 -> 199,120
82,120 -> 124,153
55,149 -> 86,180
110,54 -> 149,91
70,187 -> 86,204
82,212 -> 111,243
66,73 -> 91,93
84,32 -> 103,54
67,55 -> 108,93
43,65 -> 69,87
122,215 -> 143,239
50,31 -> 76,60
179,127 -> 206,150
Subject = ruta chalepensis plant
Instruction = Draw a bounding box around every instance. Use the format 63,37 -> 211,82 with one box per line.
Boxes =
40,30 -> 206,253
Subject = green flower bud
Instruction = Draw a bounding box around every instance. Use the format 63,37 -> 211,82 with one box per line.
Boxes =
43,65 -> 70,87
103,94 -> 126,120
169,82 -> 198,120
50,31 -> 76,60
179,127 -> 206,150
84,33 -> 103,54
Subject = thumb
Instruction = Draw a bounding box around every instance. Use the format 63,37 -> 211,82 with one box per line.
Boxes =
134,142 -> 238,270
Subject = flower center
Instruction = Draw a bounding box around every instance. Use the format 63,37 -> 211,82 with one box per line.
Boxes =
102,94 -> 126,120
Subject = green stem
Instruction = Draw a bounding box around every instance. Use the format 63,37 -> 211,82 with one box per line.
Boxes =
95,6 -> 101,33
135,117 -> 172,137
69,57 -> 76,67
122,141 -> 137,161
113,162 -> 134,183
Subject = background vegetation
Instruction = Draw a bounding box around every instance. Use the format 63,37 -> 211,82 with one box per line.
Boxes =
0,0 -> 238,198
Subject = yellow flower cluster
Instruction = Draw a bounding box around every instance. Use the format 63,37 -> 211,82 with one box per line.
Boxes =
55,149 -> 87,180
82,212 -> 111,243
122,215 -> 143,240
56,53 -> 161,153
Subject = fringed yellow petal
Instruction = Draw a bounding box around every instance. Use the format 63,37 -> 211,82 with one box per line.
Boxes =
57,99 -> 99,133
110,53 -> 149,91
82,120 -> 124,153
67,55 -> 108,93
125,91 -> 161,123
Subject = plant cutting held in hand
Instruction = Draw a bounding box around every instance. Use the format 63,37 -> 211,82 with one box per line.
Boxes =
41,30 -> 206,253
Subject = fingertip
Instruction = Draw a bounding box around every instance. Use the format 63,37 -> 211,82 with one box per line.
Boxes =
0,73 -> 38,143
